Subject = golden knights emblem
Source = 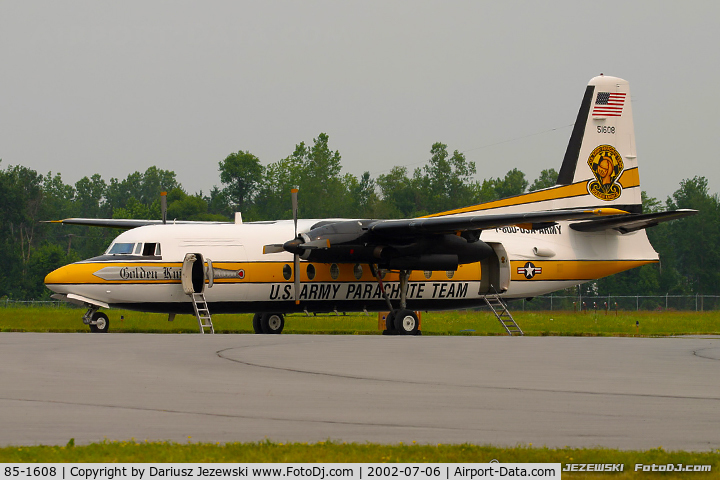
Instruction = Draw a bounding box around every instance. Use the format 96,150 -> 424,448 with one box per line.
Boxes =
587,145 -> 624,201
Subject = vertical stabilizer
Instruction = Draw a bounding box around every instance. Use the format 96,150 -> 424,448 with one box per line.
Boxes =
557,75 -> 641,212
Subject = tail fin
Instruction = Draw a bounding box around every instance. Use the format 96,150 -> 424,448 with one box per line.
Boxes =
426,75 -> 643,218
556,75 -> 641,212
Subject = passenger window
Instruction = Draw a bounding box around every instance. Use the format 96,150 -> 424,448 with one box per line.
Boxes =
155,243 -> 161,256
134,243 -> 143,255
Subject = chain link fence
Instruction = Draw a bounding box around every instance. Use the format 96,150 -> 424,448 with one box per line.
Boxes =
513,295 -> 720,312
1,299 -> 72,308
3,295 -> 720,311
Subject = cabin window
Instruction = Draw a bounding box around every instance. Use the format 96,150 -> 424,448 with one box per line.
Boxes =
107,243 -> 135,255
134,243 -> 142,255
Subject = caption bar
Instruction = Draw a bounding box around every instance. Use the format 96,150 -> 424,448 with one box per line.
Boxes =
2,463 -> 560,480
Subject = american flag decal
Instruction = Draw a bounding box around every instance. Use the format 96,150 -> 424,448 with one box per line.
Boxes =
592,92 -> 626,117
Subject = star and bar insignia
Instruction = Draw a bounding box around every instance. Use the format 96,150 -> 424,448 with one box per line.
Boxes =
517,261 -> 542,279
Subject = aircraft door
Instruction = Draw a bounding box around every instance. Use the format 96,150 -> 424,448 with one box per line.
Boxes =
491,243 -> 511,293
479,243 -> 511,294
181,253 -> 206,294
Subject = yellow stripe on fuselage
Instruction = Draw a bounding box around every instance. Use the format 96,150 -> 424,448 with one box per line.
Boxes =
511,259 -> 657,282
46,257 -> 656,287
45,261 -> 483,285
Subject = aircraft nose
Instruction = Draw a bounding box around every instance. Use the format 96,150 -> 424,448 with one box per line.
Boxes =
44,264 -> 78,289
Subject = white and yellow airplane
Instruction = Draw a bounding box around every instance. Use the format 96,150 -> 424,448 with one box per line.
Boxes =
45,75 -> 695,335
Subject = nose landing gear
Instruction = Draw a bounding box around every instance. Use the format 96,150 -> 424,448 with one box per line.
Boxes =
83,307 -> 110,333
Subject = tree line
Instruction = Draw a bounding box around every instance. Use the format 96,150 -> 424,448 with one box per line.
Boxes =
0,133 -> 717,300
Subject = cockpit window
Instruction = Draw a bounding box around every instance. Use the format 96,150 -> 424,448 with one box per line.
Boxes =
105,242 -> 162,256
142,243 -> 161,256
107,243 -> 135,255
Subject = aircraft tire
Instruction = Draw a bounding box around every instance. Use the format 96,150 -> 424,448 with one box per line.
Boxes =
384,310 -> 397,334
90,312 -> 110,333
394,309 -> 419,335
252,313 -> 263,334
261,313 -> 284,334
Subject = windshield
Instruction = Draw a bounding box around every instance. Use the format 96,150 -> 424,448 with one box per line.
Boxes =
106,243 -> 135,255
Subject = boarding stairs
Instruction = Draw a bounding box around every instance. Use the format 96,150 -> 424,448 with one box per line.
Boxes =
190,292 -> 214,334
483,293 -> 523,336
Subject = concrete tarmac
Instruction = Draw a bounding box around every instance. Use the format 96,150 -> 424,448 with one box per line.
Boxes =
0,333 -> 718,450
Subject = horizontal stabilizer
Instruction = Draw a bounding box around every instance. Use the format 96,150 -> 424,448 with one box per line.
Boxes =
570,209 -> 697,234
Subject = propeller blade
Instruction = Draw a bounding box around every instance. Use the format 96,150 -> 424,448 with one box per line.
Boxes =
263,244 -> 285,254
298,238 -> 331,250
294,253 -> 300,305
161,191 -> 167,225
291,188 -> 299,238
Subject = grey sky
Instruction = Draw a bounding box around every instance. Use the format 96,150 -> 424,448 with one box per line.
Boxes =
1,1 -> 717,203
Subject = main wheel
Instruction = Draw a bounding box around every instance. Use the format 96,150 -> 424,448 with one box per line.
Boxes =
89,312 -> 109,333
252,313 -> 263,334
261,313 -> 284,334
394,309 -> 419,335
384,310 -> 397,333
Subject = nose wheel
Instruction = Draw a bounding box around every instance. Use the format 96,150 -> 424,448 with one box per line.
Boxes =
83,308 -> 110,333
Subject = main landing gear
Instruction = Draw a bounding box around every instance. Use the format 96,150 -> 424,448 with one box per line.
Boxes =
83,307 -> 110,333
370,266 -> 421,336
252,313 -> 285,334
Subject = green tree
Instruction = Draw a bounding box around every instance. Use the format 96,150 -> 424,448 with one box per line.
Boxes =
529,168 -> 558,191
253,133 -> 356,220
106,167 -> 179,213
219,151 -> 263,212
205,185 -> 232,219
662,176 -> 720,294
420,143 -> 477,213
75,174 -> 108,218
376,166 -> 422,218
492,168 -> 528,199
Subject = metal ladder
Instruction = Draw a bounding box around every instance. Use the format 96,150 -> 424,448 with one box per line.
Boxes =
483,293 -> 524,336
191,292 -> 214,334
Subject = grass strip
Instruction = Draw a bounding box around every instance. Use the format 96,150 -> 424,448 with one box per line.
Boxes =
0,307 -> 718,336
0,441 -> 718,479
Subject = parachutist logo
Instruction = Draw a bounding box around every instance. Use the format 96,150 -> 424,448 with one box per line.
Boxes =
517,262 -> 542,279
587,144 -> 624,201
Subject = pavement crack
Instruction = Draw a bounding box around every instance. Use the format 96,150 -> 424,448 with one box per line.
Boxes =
216,347 -> 720,403
0,396 -> 471,433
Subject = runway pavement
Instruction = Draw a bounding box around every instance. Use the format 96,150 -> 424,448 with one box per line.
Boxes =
0,332 -> 718,450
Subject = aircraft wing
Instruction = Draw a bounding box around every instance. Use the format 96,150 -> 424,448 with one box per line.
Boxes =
569,209 -> 698,233
45,218 -> 232,229
367,208 -> 628,236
